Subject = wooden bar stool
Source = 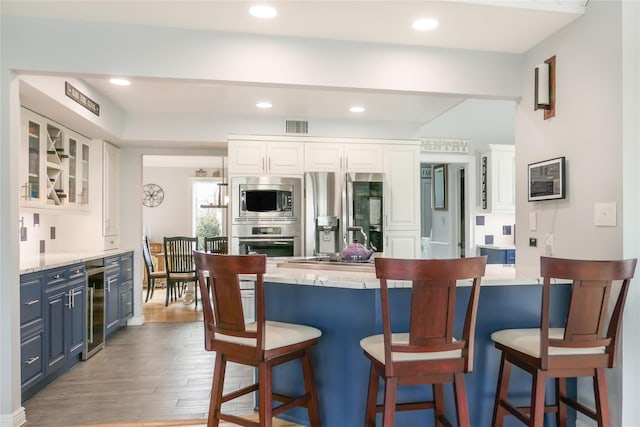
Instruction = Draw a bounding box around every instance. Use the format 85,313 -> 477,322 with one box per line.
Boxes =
491,256 -> 637,427
193,251 -> 322,427
360,256 -> 487,427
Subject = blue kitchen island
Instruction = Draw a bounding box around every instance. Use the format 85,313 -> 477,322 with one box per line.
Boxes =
259,261 -> 574,427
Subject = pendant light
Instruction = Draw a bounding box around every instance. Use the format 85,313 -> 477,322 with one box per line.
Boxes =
200,156 -> 228,209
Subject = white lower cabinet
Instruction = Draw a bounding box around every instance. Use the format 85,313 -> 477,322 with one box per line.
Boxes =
385,230 -> 421,259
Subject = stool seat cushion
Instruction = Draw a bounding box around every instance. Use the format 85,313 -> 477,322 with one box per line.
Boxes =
491,328 -> 606,357
360,333 -> 461,363
216,320 -> 321,350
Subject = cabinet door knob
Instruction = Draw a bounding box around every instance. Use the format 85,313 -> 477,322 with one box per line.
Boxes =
24,299 -> 40,306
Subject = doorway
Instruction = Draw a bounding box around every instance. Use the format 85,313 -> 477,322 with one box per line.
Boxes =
419,154 -> 475,259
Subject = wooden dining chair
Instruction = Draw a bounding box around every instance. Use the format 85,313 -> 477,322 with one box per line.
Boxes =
142,236 -> 167,302
491,256 -> 637,427
360,256 -> 487,427
204,236 -> 228,254
163,236 -> 198,307
193,251 -> 322,427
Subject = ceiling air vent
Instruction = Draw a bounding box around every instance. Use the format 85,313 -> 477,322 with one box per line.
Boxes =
285,120 -> 309,134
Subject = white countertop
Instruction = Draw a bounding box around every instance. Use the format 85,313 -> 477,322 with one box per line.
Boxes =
20,252 -> 541,288
476,244 -> 516,250
20,249 -> 134,274
261,258 -> 540,289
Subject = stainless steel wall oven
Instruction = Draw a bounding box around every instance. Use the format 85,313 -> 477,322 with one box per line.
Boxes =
233,225 -> 301,257
231,176 -> 302,256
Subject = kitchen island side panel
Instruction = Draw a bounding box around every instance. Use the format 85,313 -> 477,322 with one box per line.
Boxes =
264,282 -> 574,427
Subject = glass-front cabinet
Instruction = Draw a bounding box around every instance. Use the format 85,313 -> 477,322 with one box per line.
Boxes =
20,107 -> 90,210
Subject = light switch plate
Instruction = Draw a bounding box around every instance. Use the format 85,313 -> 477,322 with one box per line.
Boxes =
529,212 -> 537,231
594,202 -> 616,227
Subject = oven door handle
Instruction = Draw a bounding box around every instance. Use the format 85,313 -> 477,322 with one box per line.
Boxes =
238,238 -> 294,244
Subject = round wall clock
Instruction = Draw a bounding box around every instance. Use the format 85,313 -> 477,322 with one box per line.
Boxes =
142,183 -> 164,207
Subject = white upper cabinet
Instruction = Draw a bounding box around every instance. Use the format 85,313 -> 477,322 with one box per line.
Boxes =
480,144 -> 515,213
228,140 -> 303,175
19,108 -> 91,210
383,143 -> 421,231
20,108 -> 45,208
65,129 -> 91,210
305,142 -> 383,173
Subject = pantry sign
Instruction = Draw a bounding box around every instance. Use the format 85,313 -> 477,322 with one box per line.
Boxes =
65,82 -> 100,116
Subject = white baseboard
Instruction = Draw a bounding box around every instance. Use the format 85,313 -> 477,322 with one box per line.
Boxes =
127,314 -> 144,326
0,406 -> 26,427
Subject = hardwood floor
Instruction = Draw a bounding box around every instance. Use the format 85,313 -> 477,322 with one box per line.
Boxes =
143,285 -> 204,323
22,288 -> 300,427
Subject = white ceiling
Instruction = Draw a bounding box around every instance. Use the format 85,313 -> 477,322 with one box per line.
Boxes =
3,0 -> 586,141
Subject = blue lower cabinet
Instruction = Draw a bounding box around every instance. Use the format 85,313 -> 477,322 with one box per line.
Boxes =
480,247 -> 515,265
22,263 -> 86,401
44,264 -> 86,376
20,272 -> 45,400
105,257 -> 122,338
21,253 -> 133,401
67,279 -> 86,358
105,252 -> 134,339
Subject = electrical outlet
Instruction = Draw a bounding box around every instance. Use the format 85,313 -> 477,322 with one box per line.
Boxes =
529,237 -> 537,247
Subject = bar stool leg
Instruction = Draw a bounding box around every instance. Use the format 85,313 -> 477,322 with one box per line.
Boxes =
382,377 -> 397,427
556,378 -> 568,427
530,370 -> 546,427
491,352 -> 512,427
364,364 -> 379,427
453,372 -> 470,427
301,348 -> 322,427
209,354 -> 226,427
433,383 -> 445,426
594,368 -> 611,427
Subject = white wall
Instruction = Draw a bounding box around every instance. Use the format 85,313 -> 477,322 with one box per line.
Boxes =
516,2 -> 627,425
516,2 -> 623,273
143,166 -> 211,242
621,1 -> 640,425
419,98 -> 517,149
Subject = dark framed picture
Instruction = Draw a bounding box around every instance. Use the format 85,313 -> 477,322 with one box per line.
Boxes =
432,164 -> 447,210
528,157 -> 566,201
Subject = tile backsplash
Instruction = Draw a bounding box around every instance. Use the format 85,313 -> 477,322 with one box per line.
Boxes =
475,213 -> 515,247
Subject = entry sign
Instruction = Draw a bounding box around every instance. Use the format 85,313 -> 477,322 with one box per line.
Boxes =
65,82 -> 100,116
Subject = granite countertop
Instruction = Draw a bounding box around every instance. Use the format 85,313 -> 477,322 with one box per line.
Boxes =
20,248 -> 135,274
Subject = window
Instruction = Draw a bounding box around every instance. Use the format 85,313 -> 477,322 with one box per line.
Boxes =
191,179 -> 226,249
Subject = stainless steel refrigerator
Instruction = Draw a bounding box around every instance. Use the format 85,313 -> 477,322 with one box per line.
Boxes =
304,171 -> 384,257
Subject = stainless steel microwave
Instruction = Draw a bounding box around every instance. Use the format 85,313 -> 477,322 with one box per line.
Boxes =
232,176 -> 301,221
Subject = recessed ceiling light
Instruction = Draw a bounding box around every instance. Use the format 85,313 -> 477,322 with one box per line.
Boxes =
256,101 -> 272,109
350,106 -> 365,113
412,18 -> 439,31
249,5 -> 277,19
109,78 -> 131,86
